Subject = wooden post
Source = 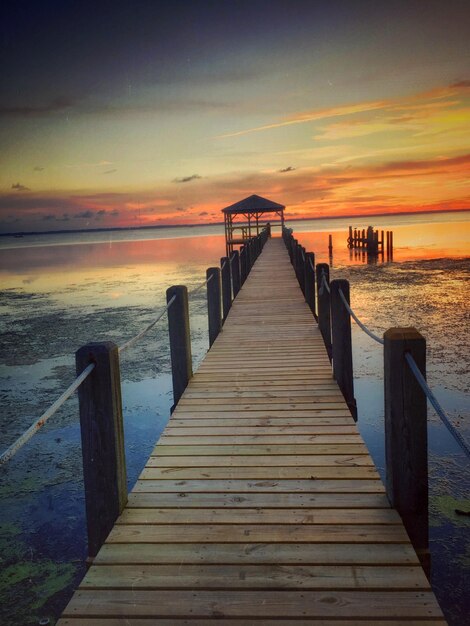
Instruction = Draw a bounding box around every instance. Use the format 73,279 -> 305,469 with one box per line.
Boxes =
384,328 -> 428,570
167,285 -> 192,408
231,250 -> 241,297
330,280 -> 357,420
220,256 -> 231,322
305,252 -> 316,318
300,246 -> 306,294
316,263 -> 332,360
207,267 -> 222,347
240,246 -> 247,284
75,341 -> 127,558
328,234 -> 333,255
390,231 -> 394,259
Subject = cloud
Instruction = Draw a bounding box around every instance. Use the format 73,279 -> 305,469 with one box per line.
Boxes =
279,166 -> 296,173
75,210 -> 94,219
173,174 -> 202,183
102,169 -> 117,174
217,80 -> 470,139
176,207 -> 186,212
12,182 -> 30,192
33,166 -> 44,172
0,96 -> 74,117
199,211 -> 208,216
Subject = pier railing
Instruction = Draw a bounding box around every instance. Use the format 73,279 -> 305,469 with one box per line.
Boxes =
282,224 -> 469,573
1,227 -> 270,558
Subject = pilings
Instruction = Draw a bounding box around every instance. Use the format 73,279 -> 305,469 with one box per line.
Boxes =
384,327 -> 429,571
330,280 -> 357,420
167,285 -> 193,408
348,225 -> 393,258
75,341 -> 127,558
207,267 -> 222,347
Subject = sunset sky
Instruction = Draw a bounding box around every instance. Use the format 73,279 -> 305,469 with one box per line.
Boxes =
0,0 -> 469,233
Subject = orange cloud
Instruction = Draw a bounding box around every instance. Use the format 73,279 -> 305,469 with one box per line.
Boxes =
217,80 -> 470,139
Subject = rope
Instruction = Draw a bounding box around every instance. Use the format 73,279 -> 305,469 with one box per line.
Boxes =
309,257 -> 315,272
119,295 -> 176,353
318,271 -> 330,296
188,272 -> 214,295
405,353 -> 470,459
221,260 -> 227,270
338,287 -> 384,345
301,248 -> 305,262
0,363 -> 95,465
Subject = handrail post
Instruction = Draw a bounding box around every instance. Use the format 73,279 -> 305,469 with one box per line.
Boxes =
316,263 -> 332,361
330,280 -> 357,420
207,267 -> 222,347
240,246 -> 247,284
384,327 -> 429,573
220,256 -> 231,322
167,285 -> 192,409
299,246 -> 306,294
75,341 -> 127,558
231,251 -> 241,297
305,252 -> 316,318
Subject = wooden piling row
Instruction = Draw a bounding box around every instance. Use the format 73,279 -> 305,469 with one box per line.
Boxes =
348,225 -> 393,258
282,225 -> 430,564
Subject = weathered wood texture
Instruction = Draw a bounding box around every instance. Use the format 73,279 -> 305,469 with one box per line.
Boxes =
61,238 -> 445,624
75,342 -> 127,558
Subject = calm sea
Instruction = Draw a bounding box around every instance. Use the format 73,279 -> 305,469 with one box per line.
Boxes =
0,210 -> 469,625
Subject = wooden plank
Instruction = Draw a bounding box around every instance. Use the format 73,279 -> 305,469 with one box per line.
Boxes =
140,466 -> 379,479
117,507 -> 400,525
58,619 -> 448,625
93,542 -> 420,565
132,479 -> 384,493
146,454 -> 374,467
127,492 -> 392,508
81,564 -> 429,590
151,444 -> 369,456
157,435 -> 363,445
169,417 -> 356,426
107,523 -> 410,543
172,410 -> 354,418
61,589 -> 443,618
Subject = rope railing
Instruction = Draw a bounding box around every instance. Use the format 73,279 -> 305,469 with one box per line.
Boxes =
0,363 -> 95,465
1,266 -> 220,466
338,287 -> 384,345
188,271 -> 214,296
119,294 -> 176,353
318,271 -> 330,296
405,352 -> 470,459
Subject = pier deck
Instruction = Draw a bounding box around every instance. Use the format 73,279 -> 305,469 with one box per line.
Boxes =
59,238 -> 445,624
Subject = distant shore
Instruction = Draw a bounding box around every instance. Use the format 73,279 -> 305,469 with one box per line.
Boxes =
1,207 -> 468,238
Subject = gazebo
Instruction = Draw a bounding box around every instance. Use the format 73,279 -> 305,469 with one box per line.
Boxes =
222,194 -> 285,256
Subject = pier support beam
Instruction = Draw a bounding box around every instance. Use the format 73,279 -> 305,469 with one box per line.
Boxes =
384,327 -> 429,573
316,263 -> 332,361
330,279 -> 357,420
231,250 -> 241,297
220,256 -> 231,321
207,267 -> 222,347
75,341 -> 127,558
167,285 -> 192,409
304,252 -> 316,318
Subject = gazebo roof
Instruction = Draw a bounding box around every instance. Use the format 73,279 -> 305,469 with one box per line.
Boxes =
222,194 -> 285,215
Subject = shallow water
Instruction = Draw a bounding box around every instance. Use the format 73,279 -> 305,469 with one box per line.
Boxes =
0,213 -> 469,625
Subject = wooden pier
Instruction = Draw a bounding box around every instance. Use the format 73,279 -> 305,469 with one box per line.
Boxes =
59,238 -> 445,624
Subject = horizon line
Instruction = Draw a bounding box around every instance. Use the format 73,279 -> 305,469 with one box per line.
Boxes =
1,206 -> 468,237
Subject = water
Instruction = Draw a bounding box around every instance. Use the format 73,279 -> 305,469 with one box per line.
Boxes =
0,211 -> 469,625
